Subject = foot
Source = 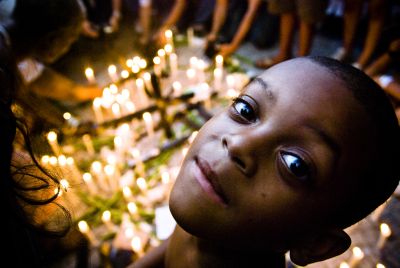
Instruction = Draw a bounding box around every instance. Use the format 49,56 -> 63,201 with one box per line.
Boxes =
331,47 -> 352,63
254,56 -> 288,69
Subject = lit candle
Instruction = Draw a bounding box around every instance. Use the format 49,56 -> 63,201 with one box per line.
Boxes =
104,164 -> 119,190
102,210 -> 116,232
139,59 -> 147,69
349,246 -> 364,268
340,262 -> 350,268
82,134 -> 95,156
92,97 -> 104,124
377,223 -> 391,249
172,81 -> 182,96
108,64 -> 118,82
47,131 -> 61,156
157,49 -> 166,71
215,54 -> 224,69
136,177 -> 147,192
123,186 -> 134,202
112,103 -> 121,118
127,202 -> 138,219
131,236 -> 144,256
213,68 -> 223,91
187,27 -> 194,47
376,263 -> 386,268
136,77 -> 149,108
164,44 -> 173,55
153,56 -> 162,77
83,172 -> 97,195
85,67 -> 96,84
165,29 -> 174,49
121,70 -> 130,79
131,149 -> 145,177
78,220 -> 98,246
142,112 -> 154,138
66,157 -> 82,183
169,53 -> 178,76
91,161 -> 108,192
186,68 -> 196,84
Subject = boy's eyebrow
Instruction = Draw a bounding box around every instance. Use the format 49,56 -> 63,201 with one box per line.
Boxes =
252,77 -> 275,101
304,123 -> 341,157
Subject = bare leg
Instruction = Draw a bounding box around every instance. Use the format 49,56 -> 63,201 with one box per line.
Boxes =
139,2 -> 152,45
355,0 -> 388,68
298,21 -> 314,56
341,0 -> 364,60
276,12 -> 296,60
255,12 -> 296,68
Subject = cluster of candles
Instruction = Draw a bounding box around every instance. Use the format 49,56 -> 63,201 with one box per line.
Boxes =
337,201 -> 393,268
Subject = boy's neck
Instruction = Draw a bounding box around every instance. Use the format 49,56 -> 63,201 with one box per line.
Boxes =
171,226 -> 287,268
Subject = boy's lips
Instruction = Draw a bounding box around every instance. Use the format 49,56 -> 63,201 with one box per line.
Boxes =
194,156 -> 228,206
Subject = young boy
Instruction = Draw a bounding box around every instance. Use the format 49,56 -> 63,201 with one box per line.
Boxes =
128,56 -> 400,267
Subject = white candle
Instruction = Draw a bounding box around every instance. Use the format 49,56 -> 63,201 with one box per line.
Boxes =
108,64 -> 118,82
349,247 -> 364,268
66,157 -> 82,183
377,223 -> 391,249
102,210 -> 116,232
83,172 -> 97,195
139,59 -> 147,69
187,27 -> 194,47
131,149 -> 145,177
215,54 -> 224,69
136,177 -> 147,192
376,263 -> 386,268
172,81 -> 182,96
340,262 -> 350,268
123,186 -> 134,202
157,49 -> 166,71
131,236 -> 144,256
153,56 -> 162,77
213,68 -> 223,91
121,70 -> 130,79
91,161 -> 108,192
165,29 -> 174,50
85,67 -> 96,84
136,77 -> 149,108
186,68 -> 196,84
111,103 -> 121,118
78,220 -> 98,246
127,202 -> 139,219
92,97 -> 104,124
169,53 -> 178,76
142,112 -> 154,138
82,134 -> 95,155
47,131 -> 61,156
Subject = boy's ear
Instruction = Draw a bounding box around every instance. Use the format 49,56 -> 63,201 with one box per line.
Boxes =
289,229 -> 351,266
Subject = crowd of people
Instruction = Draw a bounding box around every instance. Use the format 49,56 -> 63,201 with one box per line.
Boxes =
0,0 -> 399,267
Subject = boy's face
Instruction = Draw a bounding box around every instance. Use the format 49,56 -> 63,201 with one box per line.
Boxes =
169,58 -> 374,250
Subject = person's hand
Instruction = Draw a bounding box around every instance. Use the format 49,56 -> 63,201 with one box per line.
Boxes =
73,85 -> 102,102
81,20 -> 99,38
152,27 -> 168,47
217,43 -> 237,57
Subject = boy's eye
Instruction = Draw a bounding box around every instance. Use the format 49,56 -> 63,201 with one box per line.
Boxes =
232,98 -> 256,122
281,152 -> 310,179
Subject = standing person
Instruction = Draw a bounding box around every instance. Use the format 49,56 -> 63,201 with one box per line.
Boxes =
332,0 -> 389,70
255,0 -> 328,69
81,0 -> 123,38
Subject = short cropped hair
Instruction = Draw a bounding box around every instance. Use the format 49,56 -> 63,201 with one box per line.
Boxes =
308,56 -> 400,228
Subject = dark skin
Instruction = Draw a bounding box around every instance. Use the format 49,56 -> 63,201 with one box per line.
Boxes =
129,58 -> 376,267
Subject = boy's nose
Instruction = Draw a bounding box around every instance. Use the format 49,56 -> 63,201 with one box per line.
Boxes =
221,134 -> 257,177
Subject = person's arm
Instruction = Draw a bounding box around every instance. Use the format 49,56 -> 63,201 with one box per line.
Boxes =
154,0 -> 187,45
207,0 -> 228,42
218,0 -> 261,57
29,67 -> 101,102
126,238 -> 169,268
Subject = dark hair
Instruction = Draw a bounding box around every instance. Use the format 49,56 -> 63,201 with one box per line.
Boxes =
0,32 -> 72,265
9,0 -> 84,59
307,56 -> 400,228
